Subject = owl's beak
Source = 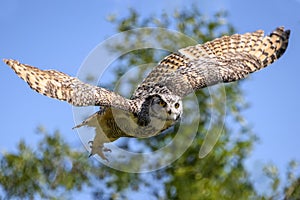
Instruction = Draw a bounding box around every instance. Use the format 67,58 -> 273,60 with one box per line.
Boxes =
168,113 -> 180,121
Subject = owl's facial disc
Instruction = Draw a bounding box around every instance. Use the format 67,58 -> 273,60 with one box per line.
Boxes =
150,95 -> 182,121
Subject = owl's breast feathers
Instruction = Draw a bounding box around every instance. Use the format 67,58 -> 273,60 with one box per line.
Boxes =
74,106 -> 176,158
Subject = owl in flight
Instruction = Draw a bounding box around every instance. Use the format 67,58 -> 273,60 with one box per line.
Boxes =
3,27 -> 290,161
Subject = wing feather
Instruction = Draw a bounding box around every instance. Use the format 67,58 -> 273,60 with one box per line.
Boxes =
3,59 -> 138,113
133,27 -> 290,98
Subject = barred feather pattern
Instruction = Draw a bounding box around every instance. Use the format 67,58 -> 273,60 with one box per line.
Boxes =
3,27 -> 290,160
133,26 -> 290,97
3,59 -> 138,112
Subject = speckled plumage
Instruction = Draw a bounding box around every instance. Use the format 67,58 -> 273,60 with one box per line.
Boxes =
3,27 -> 290,160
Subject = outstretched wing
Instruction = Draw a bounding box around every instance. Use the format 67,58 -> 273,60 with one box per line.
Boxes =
3,59 -> 138,113
133,27 -> 290,98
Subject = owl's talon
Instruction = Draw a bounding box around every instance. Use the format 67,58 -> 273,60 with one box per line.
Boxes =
103,147 -> 112,152
88,141 -> 93,149
88,142 -> 111,161
89,151 -> 109,162
96,148 -> 110,162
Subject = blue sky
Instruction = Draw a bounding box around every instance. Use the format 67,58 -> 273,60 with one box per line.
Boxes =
0,0 -> 299,196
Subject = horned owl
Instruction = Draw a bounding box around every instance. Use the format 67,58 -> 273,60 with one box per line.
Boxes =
3,27 -> 290,160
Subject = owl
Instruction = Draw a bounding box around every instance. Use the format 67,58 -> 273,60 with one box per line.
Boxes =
3,27 -> 290,161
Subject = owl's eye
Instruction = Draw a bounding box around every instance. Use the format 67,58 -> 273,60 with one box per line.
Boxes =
174,103 -> 180,109
159,100 -> 167,107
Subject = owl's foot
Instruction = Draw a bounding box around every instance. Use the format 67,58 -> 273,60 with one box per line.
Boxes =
88,141 -> 111,162
103,147 -> 112,152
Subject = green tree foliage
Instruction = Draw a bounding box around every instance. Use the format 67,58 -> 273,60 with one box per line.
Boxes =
284,161 -> 300,199
0,7 -> 299,200
102,8 -> 258,199
0,127 -> 92,199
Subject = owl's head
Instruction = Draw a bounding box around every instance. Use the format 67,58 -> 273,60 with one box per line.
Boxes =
149,94 -> 182,121
137,94 -> 182,126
